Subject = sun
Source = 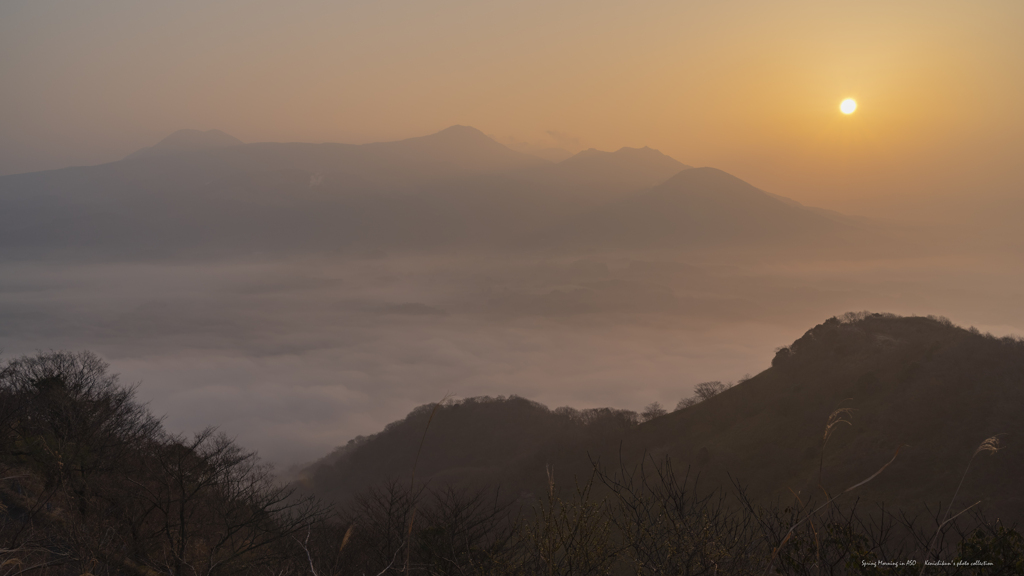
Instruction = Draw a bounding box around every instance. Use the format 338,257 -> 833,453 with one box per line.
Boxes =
840,98 -> 857,114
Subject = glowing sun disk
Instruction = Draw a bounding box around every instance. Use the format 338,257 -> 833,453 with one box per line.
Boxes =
840,98 -> 857,114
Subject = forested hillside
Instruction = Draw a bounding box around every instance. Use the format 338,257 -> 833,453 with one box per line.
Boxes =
5,314 -> 1024,575
302,313 -> 1024,524
0,352 -> 327,576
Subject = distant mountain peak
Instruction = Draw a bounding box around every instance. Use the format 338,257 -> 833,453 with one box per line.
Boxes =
435,125 -> 487,137
611,145 -> 675,159
386,125 -> 502,149
572,148 -> 603,159
563,146 -> 688,168
414,125 -> 510,149
125,129 -> 244,160
373,125 -> 548,171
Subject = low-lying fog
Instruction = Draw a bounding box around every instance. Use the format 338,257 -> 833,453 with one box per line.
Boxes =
2,251 -> 1023,468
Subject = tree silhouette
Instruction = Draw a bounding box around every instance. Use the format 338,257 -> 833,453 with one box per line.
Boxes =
640,402 -> 667,422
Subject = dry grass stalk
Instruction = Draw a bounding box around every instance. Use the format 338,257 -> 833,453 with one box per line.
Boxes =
339,524 -> 353,552
763,445 -> 904,576
787,487 -> 823,575
974,435 -> 1002,457
819,402 -> 854,489
920,434 -> 1005,575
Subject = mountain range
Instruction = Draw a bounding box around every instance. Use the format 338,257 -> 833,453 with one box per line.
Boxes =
0,126 -> 883,259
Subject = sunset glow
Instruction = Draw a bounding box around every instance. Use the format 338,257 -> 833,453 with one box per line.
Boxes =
2,2 -> 1022,218
4,4 -> 1024,556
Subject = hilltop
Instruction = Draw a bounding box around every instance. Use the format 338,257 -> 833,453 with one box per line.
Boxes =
617,313 -> 1024,515
300,313 -> 1024,521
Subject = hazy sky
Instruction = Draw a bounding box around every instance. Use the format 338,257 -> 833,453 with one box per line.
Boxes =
4,1 -> 1024,466
2,0 -> 1023,215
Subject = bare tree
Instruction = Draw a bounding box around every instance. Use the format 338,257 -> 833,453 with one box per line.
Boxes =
640,402 -> 667,423
674,397 -> 698,411
128,428 -> 328,576
0,351 -> 163,574
0,351 -> 329,576
693,381 -> 726,403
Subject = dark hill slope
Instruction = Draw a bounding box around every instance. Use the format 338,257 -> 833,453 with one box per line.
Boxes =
302,314 -> 1024,521
610,313 -> 1024,518
302,397 -> 639,505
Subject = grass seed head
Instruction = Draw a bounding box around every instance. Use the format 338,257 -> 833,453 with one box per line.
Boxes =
974,435 -> 1003,457
823,407 -> 855,443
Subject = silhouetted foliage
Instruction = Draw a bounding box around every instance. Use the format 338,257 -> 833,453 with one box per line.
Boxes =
7,313 -> 1024,574
675,397 -> 698,411
693,381 -> 727,402
304,396 -> 641,506
272,455 -> 1023,575
639,402 -> 667,422
0,351 -> 328,576
675,380 -> 730,411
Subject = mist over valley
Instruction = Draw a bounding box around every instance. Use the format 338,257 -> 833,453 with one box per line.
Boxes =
5,3 -> 1024,563
2,127 -> 1022,472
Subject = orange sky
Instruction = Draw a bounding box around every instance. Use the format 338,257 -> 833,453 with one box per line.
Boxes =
2,0 -> 1022,218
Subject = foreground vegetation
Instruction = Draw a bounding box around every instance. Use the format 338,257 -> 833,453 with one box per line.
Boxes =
2,350 -> 1022,575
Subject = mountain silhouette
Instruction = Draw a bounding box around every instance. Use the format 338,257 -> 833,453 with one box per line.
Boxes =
615,313 -> 1023,517
557,146 -> 689,184
298,313 -> 1024,522
120,124 -> 547,181
377,125 -> 543,172
0,127 -> 883,258
542,166 -> 866,251
125,129 -> 244,159
519,146 -> 691,205
0,126 -> 546,256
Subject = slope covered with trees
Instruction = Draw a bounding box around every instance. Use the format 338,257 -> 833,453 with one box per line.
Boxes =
6,314 -> 1024,574
603,313 -> 1024,518
301,313 -> 1024,524
0,352 -> 327,576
